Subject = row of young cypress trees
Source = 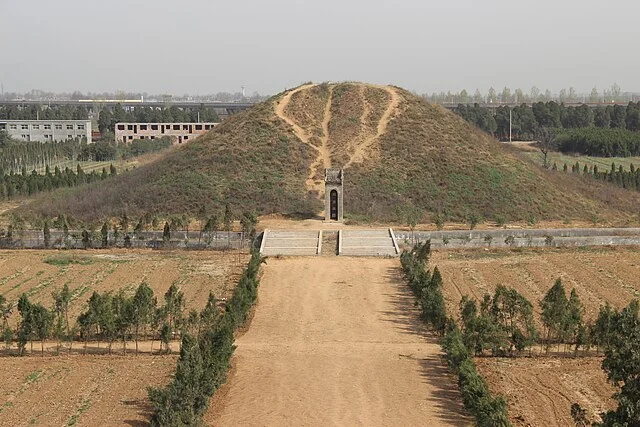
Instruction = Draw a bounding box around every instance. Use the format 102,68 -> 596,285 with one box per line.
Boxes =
401,240 -> 640,426
147,248 -> 264,426
400,241 -> 511,426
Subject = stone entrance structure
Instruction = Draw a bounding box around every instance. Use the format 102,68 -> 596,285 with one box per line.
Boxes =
325,168 -> 344,221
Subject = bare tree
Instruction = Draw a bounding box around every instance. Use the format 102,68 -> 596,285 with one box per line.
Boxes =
535,127 -> 557,169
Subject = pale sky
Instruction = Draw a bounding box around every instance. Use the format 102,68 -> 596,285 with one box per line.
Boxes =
1,0 -> 638,95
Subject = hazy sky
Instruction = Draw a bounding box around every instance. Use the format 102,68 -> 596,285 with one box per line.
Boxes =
1,0 -> 639,95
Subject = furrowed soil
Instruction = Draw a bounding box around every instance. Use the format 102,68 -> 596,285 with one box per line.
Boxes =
475,357 -> 615,427
207,257 -> 470,426
0,249 -> 248,330
431,246 -> 639,426
0,355 -> 177,426
0,249 -> 246,426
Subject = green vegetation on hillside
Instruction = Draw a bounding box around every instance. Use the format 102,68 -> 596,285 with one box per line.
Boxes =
23,99 -> 320,221
16,83 -> 640,224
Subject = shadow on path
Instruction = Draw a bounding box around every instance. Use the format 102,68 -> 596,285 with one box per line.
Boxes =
379,265 -> 471,425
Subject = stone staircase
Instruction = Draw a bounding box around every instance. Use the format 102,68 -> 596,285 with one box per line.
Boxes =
260,230 -> 321,256
339,229 -> 399,257
260,228 -> 400,257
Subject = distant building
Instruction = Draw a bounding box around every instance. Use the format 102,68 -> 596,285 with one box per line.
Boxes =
0,119 -> 92,143
115,122 -> 218,144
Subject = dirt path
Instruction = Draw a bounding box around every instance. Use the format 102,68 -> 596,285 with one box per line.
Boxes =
274,84 -> 332,195
305,85 -> 334,193
345,86 -> 401,167
207,257 -> 469,426
274,84 -> 317,146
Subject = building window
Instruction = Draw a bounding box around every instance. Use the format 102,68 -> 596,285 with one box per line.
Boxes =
77,124 -> 84,130
32,124 -> 40,130
55,124 -> 62,130
184,136 -> 188,140
204,125 -> 211,130
127,125 -> 134,131
129,136 -> 133,140
10,124 -> 17,129
195,124 -> 202,130
21,124 -> 29,130
151,124 -> 158,130
173,125 -> 180,130
68,135 -> 73,139
21,134 -> 28,139
44,124 -> 51,130
183,125 -> 189,130
140,124 -> 148,131
66,124 -> 73,130
117,124 -> 125,130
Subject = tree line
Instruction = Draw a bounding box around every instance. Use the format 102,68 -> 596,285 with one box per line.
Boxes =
0,163 -> 117,201
401,241 -> 640,426
0,105 -> 89,121
551,160 -> 640,195
425,84 -> 630,106
555,128 -> 640,157
0,132 -> 172,174
456,101 -> 640,141
6,281 -> 197,356
400,242 -> 510,426
148,249 -> 264,426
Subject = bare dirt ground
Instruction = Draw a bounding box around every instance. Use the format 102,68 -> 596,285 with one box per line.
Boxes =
431,246 -> 638,425
0,354 -> 177,426
207,257 -> 470,426
432,246 -> 640,323
475,357 -> 615,427
257,214 -> 634,231
0,249 -> 248,330
0,249 -> 247,425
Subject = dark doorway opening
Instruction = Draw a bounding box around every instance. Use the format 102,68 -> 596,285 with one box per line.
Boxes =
330,189 -> 338,220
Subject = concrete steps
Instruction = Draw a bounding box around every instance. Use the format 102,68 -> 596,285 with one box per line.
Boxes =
339,229 -> 400,257
260,228 -> 400,257
260,230 -> 320,256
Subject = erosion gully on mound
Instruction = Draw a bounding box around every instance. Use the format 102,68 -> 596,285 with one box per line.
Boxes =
207,257 -> 470,426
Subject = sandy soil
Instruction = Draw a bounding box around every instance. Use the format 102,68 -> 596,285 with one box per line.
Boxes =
257,215 -> 637,231
0,354 -> 177,426
0,249 -> 248,329
207,257 -> 470,426
431,246 -> 637,425
475,357 -> 615,426
432,246 -> 640,324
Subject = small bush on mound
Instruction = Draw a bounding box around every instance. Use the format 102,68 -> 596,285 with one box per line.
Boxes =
148,249 -> 264,426
400,242 -> 511,426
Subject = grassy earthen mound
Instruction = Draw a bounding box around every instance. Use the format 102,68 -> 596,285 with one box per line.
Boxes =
21,82 -> 640,223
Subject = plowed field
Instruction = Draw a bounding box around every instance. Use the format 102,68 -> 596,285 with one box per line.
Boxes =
432,246 -> 638,425
0,355 -> 177,426
0,249 -> 247,329
0,249 -> 246,426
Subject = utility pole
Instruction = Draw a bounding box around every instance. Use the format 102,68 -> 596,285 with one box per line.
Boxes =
509,107 -> 512,143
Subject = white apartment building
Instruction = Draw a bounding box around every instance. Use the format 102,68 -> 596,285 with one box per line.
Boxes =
0,120 -> 92,143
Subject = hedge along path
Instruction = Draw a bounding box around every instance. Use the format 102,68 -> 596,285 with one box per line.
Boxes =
208,257 -> 470,426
